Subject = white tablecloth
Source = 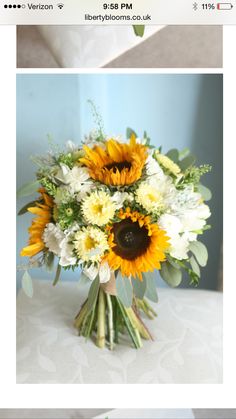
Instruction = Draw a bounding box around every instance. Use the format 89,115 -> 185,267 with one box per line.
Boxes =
16,280 -> 222,384
37,26 -> 164,68
95,409 -> 194,419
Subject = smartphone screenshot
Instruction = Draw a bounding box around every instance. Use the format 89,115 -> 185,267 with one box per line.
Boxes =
0,0 -> 234,416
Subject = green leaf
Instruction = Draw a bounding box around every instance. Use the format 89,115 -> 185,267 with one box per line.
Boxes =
179,148 -> 190,160
132,276 -> 146,300
78,272 -> 91,288
44,252 -> 54,272
179,154 -> 196,172
22,271 -> 33,298
17,180 -> 41,198
144,271 -> 158,303
198,184 -> 212,201
189,241 -> 208,267
160,262 -> 182,287
166,255 -> 181,270
166,149 -> 179,163
126,127 -> 138,139
133,25 -> 145,37
87,276 -> 100,312
116,272 -> 133,308
189,255 -> 200,277
53,263 -> 61,286
17,200 -> 37,216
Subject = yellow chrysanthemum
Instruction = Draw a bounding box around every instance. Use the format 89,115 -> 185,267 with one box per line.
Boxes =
73,226 -> 109,263
135,183 -> 164,213
80,134 -> 148,186
20,189 -> 54,257
104,208 -> 169,279
155,151 -> 181,176
81,190 -> 116,227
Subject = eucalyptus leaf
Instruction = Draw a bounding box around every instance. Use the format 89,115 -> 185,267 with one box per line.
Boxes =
166,149 -> 179,163
17,200 -> 37,216
179,154 -> 196,172
132,276 -> 146,300
133,25 -> 145,37
17,180 -> 41,198
189,241 -> 208,267
126,127 -> 138,139
22,270 -> 33,298
179,148 -> 190,160
166,255 -> 181,270
116,272 -> 133,308
160,262 -> 182,287
87,276 -> 100,312
198,184 -> 212,201
189,255 -> 200,277
78,272 -> 91,288
144,271 -> 158,303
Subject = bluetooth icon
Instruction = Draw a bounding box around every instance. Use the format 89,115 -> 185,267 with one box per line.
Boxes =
193,2 -> 198,10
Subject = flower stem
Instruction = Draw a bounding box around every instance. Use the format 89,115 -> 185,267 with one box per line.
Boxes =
96,288 -> 106,349
106,293 -> 114,350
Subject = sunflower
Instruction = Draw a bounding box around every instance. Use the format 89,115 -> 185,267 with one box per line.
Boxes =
80,134 -> 148,186
20,189 -> 54,257
104,208 -> 169,279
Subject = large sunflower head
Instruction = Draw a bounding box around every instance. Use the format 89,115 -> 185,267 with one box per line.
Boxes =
20,188 -> 54,258
79,134 -> 148,187
104,208 -> 169,279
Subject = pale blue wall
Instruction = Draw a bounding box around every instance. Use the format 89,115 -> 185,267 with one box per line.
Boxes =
17,74 -> 223,290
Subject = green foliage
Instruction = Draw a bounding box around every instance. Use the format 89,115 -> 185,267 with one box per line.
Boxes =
189,241 -> 208,267
133,25 -> 145,37
197,184 -> 212,201
22,270 -> 33,298
57,201 -> 81,229
17,180 -> 41,198
132,276 -> 146,300
116,272 -> 133,308
40,177 -> 57,197
166,149 -> 179,163
144,271 -> 158,302
178,154 -> 196,172
160,261 -> 183,287
44,252 -> 54,272
57,152 -> 75,169
18,200 -> 38,216
180,165 -> 212,188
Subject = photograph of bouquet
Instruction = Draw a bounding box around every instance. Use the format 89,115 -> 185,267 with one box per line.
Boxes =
18,117 -> 212,350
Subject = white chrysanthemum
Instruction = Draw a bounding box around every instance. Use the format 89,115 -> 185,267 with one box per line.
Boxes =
168,234 -> 189,260
158,214 -> 183,236
59,236 -> 77,267
146,155 -> 164,177
81,190 -> 116,227
111,191 -> 133,209
147,174 -> 177,210
56,164 -> 92,197
136,182 -> 164,213
43,223 -> 65,256
73,226 -> 109,263
83,262 -> 111,283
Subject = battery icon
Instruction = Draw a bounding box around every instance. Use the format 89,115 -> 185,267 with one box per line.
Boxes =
217,2 -> 233,9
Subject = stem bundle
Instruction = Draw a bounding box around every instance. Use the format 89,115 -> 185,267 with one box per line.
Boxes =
74,287 -> 156,350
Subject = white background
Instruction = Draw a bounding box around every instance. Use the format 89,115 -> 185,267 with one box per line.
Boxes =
0,25 -> 235,409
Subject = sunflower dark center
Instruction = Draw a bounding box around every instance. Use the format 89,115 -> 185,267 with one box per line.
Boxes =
112,219 -> 150,260
105,161 -> 131,173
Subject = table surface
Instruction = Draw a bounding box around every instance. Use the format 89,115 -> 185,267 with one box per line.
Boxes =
16,280 -> 222,384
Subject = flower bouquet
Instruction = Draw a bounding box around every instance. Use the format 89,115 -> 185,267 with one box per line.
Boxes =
18,125 -> 212,350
